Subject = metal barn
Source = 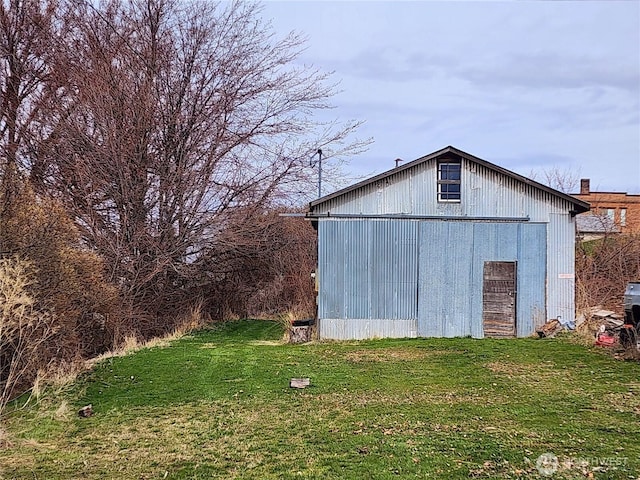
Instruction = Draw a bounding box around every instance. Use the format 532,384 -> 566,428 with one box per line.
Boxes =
309,146 -> 590,340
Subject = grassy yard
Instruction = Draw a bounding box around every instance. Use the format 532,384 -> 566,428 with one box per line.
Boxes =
0,320 -> 638,479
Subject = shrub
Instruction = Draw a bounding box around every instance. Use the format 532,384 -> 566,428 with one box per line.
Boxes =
0,257 -> 55,414
576,234 -> 640,313
0,181 -> 121,407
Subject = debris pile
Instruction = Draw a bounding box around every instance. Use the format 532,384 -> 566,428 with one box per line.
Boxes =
536,307 -> 624,344
536,319 -> 563,338
576,307 -> 624,344
536,315 -> 578,338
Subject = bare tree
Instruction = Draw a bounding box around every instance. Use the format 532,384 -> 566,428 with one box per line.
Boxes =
0,0 -> 62,204
33,0 -> 366,331
528,166 -> 581,194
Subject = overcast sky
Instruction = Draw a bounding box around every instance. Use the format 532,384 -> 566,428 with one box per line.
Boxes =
262,0 -> 640,194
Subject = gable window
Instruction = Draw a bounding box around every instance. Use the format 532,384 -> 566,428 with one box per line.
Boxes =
437,161 -> 461,202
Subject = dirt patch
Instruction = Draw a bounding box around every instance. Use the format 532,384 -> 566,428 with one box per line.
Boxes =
344,348 -> 449,363
604,391 -> 640,415
248,340 -> 283,346
484,361 -> 568,382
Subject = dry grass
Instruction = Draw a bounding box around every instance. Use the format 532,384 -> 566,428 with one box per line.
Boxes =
484,360 -> 569,381
87,306 -> 207,368
0,426 -> 13,449
344,348 -> 450,363
53,401 -> 71,421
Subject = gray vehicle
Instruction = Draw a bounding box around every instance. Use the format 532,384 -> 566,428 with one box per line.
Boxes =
621,282 -> 640,347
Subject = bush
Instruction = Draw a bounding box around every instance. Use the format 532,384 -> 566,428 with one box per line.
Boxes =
0,181 -> 121,407
0,257 -> 55,414
576,234 -> 640,313
194,209 -> 317,321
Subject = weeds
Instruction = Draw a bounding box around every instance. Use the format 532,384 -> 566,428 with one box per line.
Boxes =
0,257 -> 56,416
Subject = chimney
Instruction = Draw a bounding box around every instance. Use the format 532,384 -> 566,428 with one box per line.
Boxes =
580,178 -> 590,195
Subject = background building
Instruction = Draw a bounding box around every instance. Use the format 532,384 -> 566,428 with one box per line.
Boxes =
573,179 -> 640,234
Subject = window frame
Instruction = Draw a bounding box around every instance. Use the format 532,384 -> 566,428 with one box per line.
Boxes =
605,208 -> 615,222
437,160 -> 462,203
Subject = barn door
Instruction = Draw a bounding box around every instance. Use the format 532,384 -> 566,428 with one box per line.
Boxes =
483,261 -> 517,338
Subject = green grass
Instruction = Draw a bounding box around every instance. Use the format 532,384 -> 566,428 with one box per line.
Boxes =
1,319 -> 638,479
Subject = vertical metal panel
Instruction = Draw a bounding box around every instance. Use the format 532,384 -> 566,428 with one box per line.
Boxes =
320,218 -> 547,340
344,220 -> 370,319
516,224 -> 547,335
317,219 -> 343,319
417,221 -> 546,339
418,222 -> 474,337
369,220 -> 418,320
547,213 -> 576,323
318,219 -> 369,320
317,219 -> 419,340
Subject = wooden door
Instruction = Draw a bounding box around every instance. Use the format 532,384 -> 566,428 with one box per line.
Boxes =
483,261 -> 517,338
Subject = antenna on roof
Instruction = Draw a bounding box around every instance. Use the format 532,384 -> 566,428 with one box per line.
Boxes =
394,158 -> 403,168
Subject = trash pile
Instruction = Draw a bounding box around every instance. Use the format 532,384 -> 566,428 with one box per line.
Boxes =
536,306 -> 624,345
576,307 -> 625,346
536,315 -> 579,338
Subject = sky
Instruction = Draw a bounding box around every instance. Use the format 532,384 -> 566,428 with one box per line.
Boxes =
261,0 -> 640,194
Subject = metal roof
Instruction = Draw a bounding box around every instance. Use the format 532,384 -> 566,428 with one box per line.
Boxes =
309,145 -> 591,214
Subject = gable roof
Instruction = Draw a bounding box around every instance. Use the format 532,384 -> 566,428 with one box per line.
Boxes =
310,145 -> 590,214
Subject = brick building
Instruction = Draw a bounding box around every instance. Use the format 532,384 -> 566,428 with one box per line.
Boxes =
573,179 -> 640,234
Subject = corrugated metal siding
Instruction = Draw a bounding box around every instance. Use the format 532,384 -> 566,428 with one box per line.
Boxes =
369,220 -> 419,319
517,223 -> 548,334
318,218 -> 547,339
547,213 -> 576,323
319,319 -> 417,340
313,160 -> 577,222
417,221 -> 546,338
317,219 -> 419,340
314,155 -> 575,340
418,222 -> 474,337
